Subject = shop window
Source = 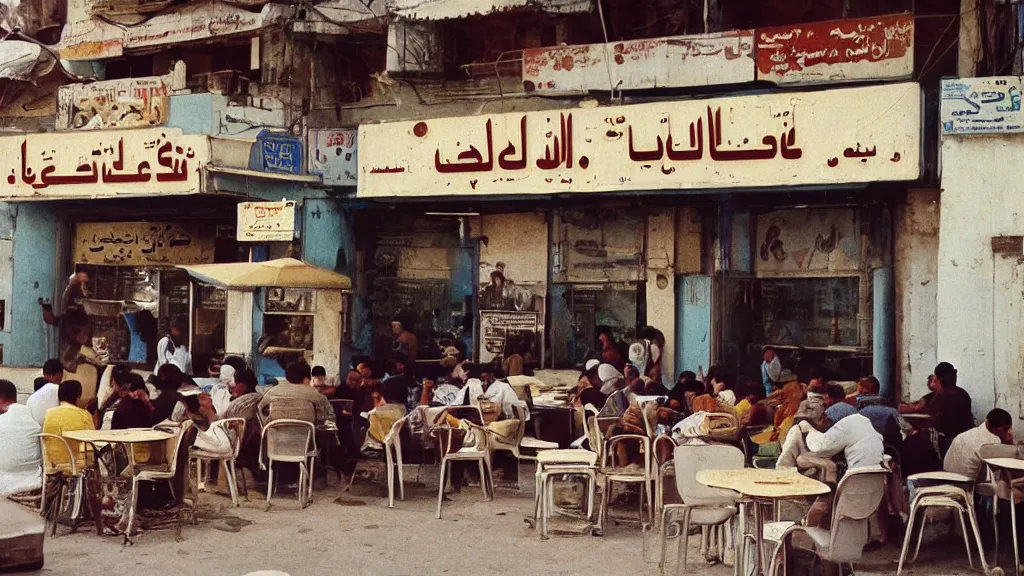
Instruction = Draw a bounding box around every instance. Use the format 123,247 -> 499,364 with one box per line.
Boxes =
551,283 -> 641,368
193,284 -> 227,360
261,287 -> 316,354
74,264 -> 194,366
760,276 -> 861,349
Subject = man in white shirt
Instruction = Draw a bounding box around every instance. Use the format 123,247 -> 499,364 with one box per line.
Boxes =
799,412 -> 885,470
25,359 -> 65,425
944,408 -> 1014,481
154,323 -> 192,375
0,379 -> 42,496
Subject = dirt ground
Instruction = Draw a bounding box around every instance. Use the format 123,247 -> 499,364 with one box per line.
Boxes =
23,464 -> 1000,576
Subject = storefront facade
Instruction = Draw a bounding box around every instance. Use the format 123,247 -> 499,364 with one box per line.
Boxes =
0,117 -> 348,389
354,82 -> 923,386
934,75 -> 1024,423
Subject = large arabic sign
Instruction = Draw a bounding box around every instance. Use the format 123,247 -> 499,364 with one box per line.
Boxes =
60,1 -> 280,60
73,222 -> 215,266
358,82 -> 922,198
309,129 -> 358,185
756,14 -> 913,85
56,64 -> 185,131
522,31 -> 754,93
0,128 -> 209,200
940,76 -> 1024,135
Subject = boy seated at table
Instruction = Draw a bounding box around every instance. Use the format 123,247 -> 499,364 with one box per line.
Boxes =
41,380 -> 95,474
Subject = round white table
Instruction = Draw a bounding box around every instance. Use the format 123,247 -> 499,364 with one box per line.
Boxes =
697,468 -> 831,576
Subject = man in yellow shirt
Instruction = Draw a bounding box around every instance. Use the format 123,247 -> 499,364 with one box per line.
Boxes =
42,380 -> 95,474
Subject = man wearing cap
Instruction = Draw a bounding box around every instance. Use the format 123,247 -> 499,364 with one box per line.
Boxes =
761,345 -> 782,396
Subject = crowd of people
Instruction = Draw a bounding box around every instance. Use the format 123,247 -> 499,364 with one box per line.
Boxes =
2,310 -> 1023,549
568,335 -> 1023,554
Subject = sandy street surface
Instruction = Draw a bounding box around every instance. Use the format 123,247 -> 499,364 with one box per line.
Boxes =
23,464 -> 994,576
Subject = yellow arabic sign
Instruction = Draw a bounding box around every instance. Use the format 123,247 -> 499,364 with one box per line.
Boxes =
73,222 -> 215,266
0,128 -> 209,200
358,82 -> 921,198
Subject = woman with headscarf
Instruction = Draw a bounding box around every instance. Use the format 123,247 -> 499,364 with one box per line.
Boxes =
210,363 -> 236,415
632,327 -> 673,391
597,363 -> 625,396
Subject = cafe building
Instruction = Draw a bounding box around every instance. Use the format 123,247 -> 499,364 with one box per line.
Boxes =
354,81 -> 923,389
0,123 -> 348,390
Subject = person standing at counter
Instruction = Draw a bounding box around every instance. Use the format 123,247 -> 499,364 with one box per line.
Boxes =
154,322 -> 193,376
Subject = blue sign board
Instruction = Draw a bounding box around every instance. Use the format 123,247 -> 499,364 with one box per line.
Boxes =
254,129 -> 304,175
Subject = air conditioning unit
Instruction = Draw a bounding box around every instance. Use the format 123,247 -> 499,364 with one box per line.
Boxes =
387,20 -> 443,75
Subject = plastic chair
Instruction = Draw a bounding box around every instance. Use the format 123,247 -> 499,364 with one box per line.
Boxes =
346,414 -> 409,508
979,445 -> 1024,574
190,417 -> 246,507
258,419 -> 316,509
765,466 -> 888,576
658,444 -> 743,575
488,404 -> 557,490
35,433 -> 87,536
127,420 -> 196,539
586,408 -> 654,527
435,420 -> 493,519
653,434 -> 679,533
896,471 -> 989,575
533,449 -> 599,539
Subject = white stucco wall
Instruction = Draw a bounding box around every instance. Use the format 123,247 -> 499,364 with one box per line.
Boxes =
647,211 -> 676,380
939,135 -> 1024,426
894,189 -> 939,401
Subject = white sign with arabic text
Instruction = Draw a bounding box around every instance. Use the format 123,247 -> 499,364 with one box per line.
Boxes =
308,129 -> 358,185
941,76 -> 1024,135
237,201 -> 296,241
358,82 -> 922,198
0,128 -> 209,200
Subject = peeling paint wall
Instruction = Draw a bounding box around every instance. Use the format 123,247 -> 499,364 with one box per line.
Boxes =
939,135 -> 1024,427
894,188 -> 939,401
474,213 -> 548,285
647,210 -> 676,379
676,206 -> 703,275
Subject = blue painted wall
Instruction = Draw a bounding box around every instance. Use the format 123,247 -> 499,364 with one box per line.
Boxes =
167,93 -> 216,135
873,267 -> 894,399
0,203 -> 58,367
676,275 -> 712,378
302,198 -> 355,372
730,210 -> 752,273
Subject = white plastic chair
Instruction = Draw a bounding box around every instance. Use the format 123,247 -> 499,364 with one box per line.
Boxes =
534,448 -> 599,539
585,407 -> 654,527
190,417 -> 246,507
896,471 -> 989,575
346,414 -> 409,508
653,434 -> 679,533
258,419 -> 316,508
35,433 -> 87,536
487,404 -> 557,490
978,445 -> 1023,573
435,420 -> 493,519
659,444 -> 743,575
126,420 -> 196,539
765,466 -> 888,576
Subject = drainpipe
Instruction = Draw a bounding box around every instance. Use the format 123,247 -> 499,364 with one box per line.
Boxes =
873,267 -> 894,399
